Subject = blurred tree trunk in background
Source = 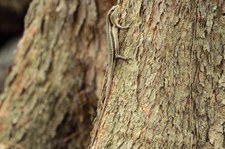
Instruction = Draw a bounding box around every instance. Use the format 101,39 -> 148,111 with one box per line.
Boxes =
0,0 -> 113,148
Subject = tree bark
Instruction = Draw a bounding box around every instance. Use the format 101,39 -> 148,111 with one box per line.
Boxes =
91,0 -> 225,148
0,0 -> 111,148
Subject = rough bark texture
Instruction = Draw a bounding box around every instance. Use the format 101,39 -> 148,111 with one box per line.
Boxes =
91,0 -> 225,148
0,0 -> 111,148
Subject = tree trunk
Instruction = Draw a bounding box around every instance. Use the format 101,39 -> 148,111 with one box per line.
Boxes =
91,0 -> 225,148
0,0 -> 111,148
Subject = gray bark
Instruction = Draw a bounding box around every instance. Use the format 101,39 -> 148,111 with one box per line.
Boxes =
91,0 -> 225,148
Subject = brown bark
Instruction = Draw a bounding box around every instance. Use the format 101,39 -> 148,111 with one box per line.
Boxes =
0,0 -> 112,148
91,0 -> 225,149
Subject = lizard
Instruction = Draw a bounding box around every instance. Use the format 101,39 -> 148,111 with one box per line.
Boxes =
90,4 -> 130,148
